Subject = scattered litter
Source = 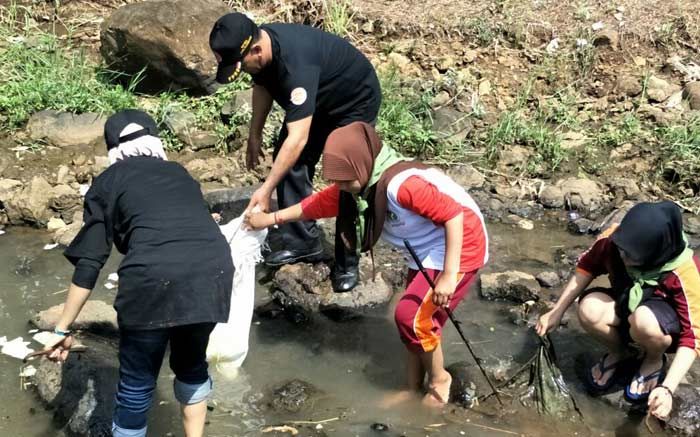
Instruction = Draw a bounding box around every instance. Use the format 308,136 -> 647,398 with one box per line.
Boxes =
0,230 -> 5,235
517,219 -> 534,231
108,273 -> 119,282
262,425 -> 298,435
666,56 -> 700,83
0,336 -> 7,346
43,243 -> 59,251
52,288 -> 68,295
592,21 -> 604,31
371,423 -> 389,431
28,329 -> 38,334
20,365 -> 36,378
1,337 -> 34,360
614,12 -> 624,21
575,39 -> 589,48
104,282 -> 116,290
79,184 -> 90,196
315,424 -> 323,430
545,38 -> 559,54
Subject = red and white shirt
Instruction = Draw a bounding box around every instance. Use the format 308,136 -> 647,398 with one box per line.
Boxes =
301,168 -> 488,273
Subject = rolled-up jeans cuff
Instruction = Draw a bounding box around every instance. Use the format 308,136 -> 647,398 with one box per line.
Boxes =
112,422 -> 147,437
174,376 -> 212,405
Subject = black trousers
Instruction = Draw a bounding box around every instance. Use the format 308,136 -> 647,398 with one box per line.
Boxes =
273,115 -> 377,273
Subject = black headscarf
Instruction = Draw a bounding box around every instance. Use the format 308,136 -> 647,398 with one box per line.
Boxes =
611,201 -> 685,270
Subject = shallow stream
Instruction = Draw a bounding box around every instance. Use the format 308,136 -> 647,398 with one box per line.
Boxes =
0,222 -> 665,436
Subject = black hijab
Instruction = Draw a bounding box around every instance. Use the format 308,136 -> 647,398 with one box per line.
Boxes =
611,201 -> 685,270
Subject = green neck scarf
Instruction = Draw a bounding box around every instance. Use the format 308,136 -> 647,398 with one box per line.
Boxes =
353,145 -> 407,253
625,236 -> 694,312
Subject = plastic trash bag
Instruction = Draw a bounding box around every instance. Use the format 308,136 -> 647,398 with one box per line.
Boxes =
521,336 -> 582,419
207,213 -> 267,378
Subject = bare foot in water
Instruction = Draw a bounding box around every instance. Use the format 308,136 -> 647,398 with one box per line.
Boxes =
379,390 -> 420,409
423,371 -> 452,407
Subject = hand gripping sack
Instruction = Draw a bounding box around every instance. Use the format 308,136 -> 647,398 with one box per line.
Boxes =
207,214 -> 267,378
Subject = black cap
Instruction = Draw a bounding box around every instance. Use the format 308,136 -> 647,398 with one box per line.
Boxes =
104,110 -> 159,150
209,13 -> 259,84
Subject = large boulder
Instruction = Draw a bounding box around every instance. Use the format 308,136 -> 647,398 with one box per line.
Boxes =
26,110 -> 107,148
33,300 -> 118,336
100,0 -> 230,93
479,271 -> 540,303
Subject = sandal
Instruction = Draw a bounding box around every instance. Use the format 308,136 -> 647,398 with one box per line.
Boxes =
625,355 -> 667,403
585,353 -> 623,392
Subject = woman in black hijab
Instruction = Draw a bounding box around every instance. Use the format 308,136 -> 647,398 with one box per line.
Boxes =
44,110 -> 234,437
536,201 -> 699,420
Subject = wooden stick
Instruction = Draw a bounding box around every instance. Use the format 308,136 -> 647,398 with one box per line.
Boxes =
288,417 -> 339,425
463,421 -> 520,435
22,345 -> 87,363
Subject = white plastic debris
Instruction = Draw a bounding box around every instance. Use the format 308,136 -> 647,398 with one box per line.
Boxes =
104,282 -> 116,290
1,337 -> 34,360
207,212 -> 267,377
0,229 -> 5,235
20,365 -> 37,378
592,21 -> 605,31
0,336 -> 7,346
614,12 -> 624,21
79,184 -> 90,196
546,38 -> 560,54
43,243 -> 59,251
108,273 -> 119,282
28,329 -> 38,334
576,38 -> 589,48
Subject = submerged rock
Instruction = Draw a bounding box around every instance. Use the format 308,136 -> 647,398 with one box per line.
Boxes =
266,379 -> 321,413
446,361 -> 478,408
479,271 -> 540,303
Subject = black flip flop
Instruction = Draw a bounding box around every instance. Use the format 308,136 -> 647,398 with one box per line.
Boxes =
585,353 -> 622,392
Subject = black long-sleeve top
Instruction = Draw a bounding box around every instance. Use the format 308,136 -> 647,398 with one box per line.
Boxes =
64,156 -> 233,330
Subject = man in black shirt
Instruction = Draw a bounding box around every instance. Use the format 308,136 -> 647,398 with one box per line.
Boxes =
210,12 -> 381,292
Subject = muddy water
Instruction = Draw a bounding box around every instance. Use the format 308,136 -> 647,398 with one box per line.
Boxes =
0,222 -> 662,436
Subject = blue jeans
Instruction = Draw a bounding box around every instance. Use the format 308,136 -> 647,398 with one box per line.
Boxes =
112,323 -> 215,437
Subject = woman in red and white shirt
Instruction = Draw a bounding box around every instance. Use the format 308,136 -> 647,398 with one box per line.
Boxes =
245,122 -> 488,407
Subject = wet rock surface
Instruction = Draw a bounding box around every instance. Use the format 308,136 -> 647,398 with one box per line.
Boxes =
479,270 -> 540,303
33,300 -> 118,336
264,379 -> 322,413
267,261 -> 394,323
446,361 -> 478,408
34,335 -> 118,437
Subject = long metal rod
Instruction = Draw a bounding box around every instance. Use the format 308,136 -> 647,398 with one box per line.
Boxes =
403,239 -> 504,405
